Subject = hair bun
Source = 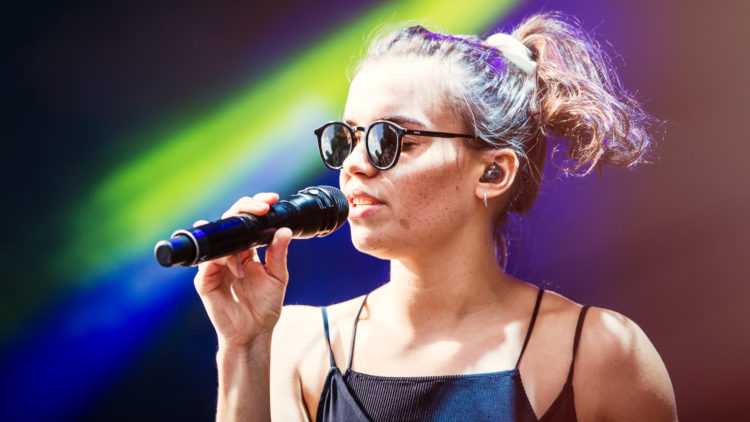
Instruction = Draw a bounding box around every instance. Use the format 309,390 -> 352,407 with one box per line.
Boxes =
484,33 -> 536,74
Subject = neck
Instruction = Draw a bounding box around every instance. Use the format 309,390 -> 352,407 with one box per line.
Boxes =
375,223 -> 518,331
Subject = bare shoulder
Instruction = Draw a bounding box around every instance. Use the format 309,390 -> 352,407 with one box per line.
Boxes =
324,294 -> 370,326
523,288 -> 677,421
271,303 -> 334,377
270,297 -> 368,420
536,288 -> 583,320
273,304 -> 324,354
272,296 -> 368,372
574,306 -> 678,421
271,298 -> 371,366
313,295 -> 371,364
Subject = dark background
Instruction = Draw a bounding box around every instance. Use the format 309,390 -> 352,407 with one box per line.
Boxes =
2,0 -> 748,420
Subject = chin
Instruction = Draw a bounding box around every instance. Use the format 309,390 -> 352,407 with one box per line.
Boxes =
349,226 -> 401,260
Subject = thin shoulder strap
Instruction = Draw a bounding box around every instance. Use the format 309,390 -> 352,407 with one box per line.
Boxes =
320,306 -> 337,368
346,294 -> 369,371
515,288 -> 545,368
566,305 -> 591,385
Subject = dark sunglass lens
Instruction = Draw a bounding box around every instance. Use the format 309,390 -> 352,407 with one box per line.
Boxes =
319,123 -> 352,168
367,122 -> 399,169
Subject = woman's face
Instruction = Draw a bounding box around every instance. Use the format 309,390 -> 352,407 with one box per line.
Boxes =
339,56 -> 485,259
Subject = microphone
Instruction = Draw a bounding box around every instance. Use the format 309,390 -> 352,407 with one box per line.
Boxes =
154,185 -> 348,267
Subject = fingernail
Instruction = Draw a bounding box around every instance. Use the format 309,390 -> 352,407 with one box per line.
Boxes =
237,263 -> 244,277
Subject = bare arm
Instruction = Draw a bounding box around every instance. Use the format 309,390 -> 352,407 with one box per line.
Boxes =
216,336 -> 273,420
270,306 -> 324,421
576,308 -> 678,421
192,193 -> 293,422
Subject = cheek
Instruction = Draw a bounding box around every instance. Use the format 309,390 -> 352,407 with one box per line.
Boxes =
394,148 -> 473,225
344,143 -> 478,256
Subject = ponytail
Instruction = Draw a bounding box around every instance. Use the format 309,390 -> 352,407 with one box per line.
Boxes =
515,12 -> 656,179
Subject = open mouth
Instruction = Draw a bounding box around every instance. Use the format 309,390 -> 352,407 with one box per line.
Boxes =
346,191 -> 385,218
351,197 -> 381,207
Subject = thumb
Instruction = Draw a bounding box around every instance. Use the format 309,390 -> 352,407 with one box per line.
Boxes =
264,227 -> 292,283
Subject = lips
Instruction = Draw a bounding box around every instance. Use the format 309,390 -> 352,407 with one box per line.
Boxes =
346,189 -> 385,218
352,196 -> 380,206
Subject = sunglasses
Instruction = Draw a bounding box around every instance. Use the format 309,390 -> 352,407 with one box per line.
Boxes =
314,120 -> 475,170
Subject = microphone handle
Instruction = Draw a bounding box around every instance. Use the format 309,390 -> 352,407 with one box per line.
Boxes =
155,185 -> 348,268
200,202 -> 302,259
157,201 -> 302,267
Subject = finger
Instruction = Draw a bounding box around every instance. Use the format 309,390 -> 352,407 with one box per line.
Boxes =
252,192 -> 279,205
239,248 -> 264,280
264,227 -> 292,283
194,260 -> 227,295
223,192 -> 279,218
193,219 -> 209,228
231,248 -> 261,300
193,266 -> 237,316
195,248 -> 242,280
221,196 -> 271,219
225,254 -> 244,278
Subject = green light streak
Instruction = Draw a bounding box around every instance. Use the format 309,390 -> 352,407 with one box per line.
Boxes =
62,0 -> 520,278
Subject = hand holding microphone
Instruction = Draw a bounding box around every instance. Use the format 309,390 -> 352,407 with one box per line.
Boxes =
155,185 -> 349,267
155,186 -> 348,351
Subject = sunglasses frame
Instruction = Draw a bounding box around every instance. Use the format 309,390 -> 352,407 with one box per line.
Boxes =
314,120 -> 475,170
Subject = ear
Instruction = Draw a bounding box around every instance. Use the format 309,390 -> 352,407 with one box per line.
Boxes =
474,148 -> 519,203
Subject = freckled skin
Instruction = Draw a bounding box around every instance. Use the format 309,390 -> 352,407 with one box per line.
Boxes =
340,57 -> 482,260
201,33 -> 677,422
267,53 -> 678,422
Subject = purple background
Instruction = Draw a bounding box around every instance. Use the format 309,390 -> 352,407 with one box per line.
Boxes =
3,0 -> 749,420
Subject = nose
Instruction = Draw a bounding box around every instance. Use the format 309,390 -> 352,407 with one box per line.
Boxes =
341,127 -> 378,178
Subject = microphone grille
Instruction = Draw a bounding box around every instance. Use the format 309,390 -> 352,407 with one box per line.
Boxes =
316,185 -> 348,214
308,185 -> 349,233
293,185 -> 349,236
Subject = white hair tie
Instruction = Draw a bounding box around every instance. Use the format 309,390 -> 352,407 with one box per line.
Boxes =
484,33 -> 536,74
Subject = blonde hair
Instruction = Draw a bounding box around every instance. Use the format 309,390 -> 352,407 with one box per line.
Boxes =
359,12 -> 658,267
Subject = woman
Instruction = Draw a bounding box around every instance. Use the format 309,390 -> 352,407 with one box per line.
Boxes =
194,12 -> 677,421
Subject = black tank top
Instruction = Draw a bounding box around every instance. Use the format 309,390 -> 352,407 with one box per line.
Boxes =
316,289 -> 590,422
